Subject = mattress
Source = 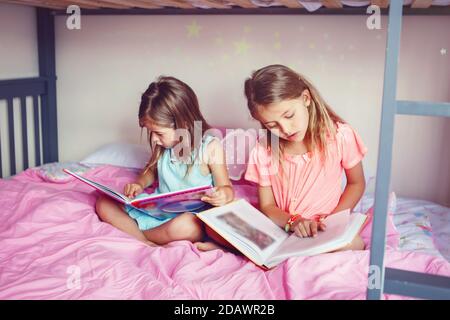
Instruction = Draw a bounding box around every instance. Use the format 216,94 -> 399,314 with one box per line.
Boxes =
0,163 -> 448,299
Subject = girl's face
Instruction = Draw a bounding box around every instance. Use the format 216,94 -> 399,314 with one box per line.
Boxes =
141,118 -> 178,149
256,90 -> 311,143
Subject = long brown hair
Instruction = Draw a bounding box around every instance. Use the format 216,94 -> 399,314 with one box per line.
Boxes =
139,76 -> 211,176
244,64 -> 344,160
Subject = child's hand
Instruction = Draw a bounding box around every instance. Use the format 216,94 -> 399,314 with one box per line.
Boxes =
291,217 -> 326,238
124,183 -> 144,199
201,187 -> 228,207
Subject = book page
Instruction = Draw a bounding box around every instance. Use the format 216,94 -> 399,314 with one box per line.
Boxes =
65,170 -> 213,221
341,213 -> 367,243
89,180 -> 130,202
130,198 -> 213,221
130,185 -> 213,220
64,169 -> 130,203
131,185 -> 213,206
267,210 -> 351,267
198,199 -> 288,263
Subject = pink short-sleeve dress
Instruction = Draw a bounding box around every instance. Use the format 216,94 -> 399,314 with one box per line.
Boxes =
245,122 -> 368,219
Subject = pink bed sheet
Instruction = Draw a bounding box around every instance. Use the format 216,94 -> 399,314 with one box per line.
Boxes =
0,165 -> 449,300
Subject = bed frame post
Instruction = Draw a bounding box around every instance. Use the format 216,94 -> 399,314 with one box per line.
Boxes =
37,8 -> 58,163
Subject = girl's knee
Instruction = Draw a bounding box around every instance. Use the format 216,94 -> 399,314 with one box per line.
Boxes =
96,195 -> 109,206
95,196 -> 118,221
344,235 -> 365,251
95,196 -> 107,214
354,235 -> 365,250
166,213 -> 203,242
334,235 -> 365,252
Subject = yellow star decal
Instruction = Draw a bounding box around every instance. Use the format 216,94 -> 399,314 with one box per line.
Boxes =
221,53 -> 230,62
187,20 -> 202,38
234,39 -> 251,55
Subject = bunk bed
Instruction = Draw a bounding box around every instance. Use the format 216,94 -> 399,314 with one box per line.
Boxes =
0,0 -> 449,300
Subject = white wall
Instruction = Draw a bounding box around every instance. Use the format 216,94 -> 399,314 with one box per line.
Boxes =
1,3 -> 449,206
0,4 -> 38,79
0,4 -> 39,175
392,16 -> 450,206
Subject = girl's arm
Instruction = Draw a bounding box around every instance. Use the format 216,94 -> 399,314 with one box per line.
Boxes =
201,139 -> 234,206
259,186 -> 326,237
332,162 -> 366,213
124,168 -> 155,198
258,186 -> 291,228
136,168 -> 155,189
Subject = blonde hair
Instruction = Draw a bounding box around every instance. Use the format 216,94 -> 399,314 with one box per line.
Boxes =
138,76 -> 210,176
244,64 -> 344,160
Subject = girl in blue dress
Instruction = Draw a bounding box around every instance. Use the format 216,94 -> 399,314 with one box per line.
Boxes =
95,76 -> 234,247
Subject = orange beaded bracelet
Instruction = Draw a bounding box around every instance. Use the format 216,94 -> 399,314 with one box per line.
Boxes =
284,214 -> 301,233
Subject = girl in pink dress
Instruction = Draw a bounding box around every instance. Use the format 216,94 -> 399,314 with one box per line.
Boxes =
244,65 -> 367,250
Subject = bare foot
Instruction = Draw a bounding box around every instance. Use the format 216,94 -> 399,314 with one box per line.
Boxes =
195,241 -> 223,252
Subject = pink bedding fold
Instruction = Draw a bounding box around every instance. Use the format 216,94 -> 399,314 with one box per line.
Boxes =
0,165 -> 448,299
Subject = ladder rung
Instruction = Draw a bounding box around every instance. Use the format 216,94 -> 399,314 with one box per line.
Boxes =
397,100 -> 450,117
384,267 -> 450,300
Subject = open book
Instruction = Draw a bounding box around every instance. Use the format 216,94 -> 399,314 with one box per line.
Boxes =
63,169 -> 214,220
197,199 -> 367,269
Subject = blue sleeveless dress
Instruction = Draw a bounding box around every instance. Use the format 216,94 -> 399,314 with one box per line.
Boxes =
125,135 -> 216,230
